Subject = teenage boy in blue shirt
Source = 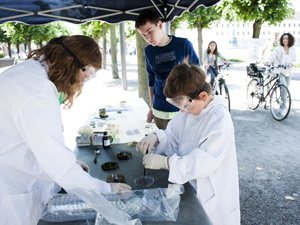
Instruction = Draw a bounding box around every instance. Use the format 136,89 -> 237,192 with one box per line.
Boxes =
135,9 -> 199,129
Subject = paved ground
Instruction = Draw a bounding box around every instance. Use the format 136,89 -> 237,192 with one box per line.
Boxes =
1,55 -> 299,224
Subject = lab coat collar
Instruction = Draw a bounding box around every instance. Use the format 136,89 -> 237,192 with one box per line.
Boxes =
193,96 -> 228,120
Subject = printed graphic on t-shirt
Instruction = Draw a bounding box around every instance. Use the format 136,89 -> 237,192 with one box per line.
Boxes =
208,54 -> 216,66
155,51 -> 177,79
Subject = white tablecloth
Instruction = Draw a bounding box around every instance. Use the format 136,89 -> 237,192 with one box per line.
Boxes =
84,98 -> 158,144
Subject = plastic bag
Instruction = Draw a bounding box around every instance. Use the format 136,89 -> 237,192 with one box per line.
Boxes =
40,184 -> 184,223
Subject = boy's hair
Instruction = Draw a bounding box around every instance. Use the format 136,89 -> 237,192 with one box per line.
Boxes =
279,33 -> 295,47
164,58 -> 211,99
207,40 -> 218,55
135,9 -> 160,28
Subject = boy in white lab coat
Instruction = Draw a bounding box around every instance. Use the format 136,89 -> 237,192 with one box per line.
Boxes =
136,60 -> 240,225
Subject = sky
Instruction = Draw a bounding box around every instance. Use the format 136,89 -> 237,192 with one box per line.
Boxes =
292,0 -> 300,9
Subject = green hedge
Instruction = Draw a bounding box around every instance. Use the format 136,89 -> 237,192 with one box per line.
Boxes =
0,51 -> 4,58
228,58 -> 246,62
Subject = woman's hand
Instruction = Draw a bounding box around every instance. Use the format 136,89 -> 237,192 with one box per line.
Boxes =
288,63 -> 293,68
205,65 -> 210,70
76,160 -> 90,173
264,62 -> 271,66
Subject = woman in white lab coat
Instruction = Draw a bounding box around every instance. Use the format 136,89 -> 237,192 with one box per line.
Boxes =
136,61 -> 240,225
0,35 -> 131,225
265,33 -> 297,116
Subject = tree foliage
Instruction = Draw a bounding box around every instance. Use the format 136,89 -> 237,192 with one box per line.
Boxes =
218,0 -> 295,38
181,5 -> 222,63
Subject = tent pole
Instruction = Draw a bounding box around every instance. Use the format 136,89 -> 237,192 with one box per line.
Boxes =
119,22 -> 127,90
163,21 -> 170,35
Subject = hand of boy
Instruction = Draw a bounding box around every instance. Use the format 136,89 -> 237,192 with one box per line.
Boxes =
143,154 -> 169,170
136,133 -> 158,154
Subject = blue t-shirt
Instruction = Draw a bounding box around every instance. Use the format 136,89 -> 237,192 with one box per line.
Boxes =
145,36 -> 199,112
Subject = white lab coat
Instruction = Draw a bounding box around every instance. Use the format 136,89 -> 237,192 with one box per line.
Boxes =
153,96 -> 240,225
0,59 -> 111,225
266,46 -> 297,77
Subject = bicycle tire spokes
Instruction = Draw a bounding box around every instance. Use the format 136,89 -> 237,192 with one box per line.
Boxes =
247,79 -> 260,110
270,84 -> 291,121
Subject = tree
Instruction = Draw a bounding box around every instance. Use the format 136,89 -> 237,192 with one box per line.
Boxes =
181,5 -> 222,63
32,22 -> 70,48
0,26 -> 12,57
110,24 -> 119,79
218,0 -> 294,38
136,29 -> 150,106
102,25 -> 107,69
170,17 -> 182,35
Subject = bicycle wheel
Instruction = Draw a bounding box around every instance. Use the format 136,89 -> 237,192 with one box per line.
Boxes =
247,79 -> 260,110
219,82 -> 230,111
270,84 -> 291,121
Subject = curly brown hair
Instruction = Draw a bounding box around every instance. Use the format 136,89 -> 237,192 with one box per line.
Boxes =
164,58 -> 211,99
27,35 -> 102,109
279,33 -> 295,48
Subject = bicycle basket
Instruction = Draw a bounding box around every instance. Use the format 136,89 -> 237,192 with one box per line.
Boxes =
247,63 -> 261,77
246,66 -> 258,77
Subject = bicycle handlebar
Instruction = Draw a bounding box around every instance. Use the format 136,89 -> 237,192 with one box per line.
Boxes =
268,65 -> 288,70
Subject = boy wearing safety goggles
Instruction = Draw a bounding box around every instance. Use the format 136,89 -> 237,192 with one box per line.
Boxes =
136,60 -> 240,225
135,9 -> 199,130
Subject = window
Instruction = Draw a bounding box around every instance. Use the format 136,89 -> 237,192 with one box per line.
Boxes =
227,31 -> 229,35
243,32 -> 244,35
227,24 -> 229,27
248,32 -> 250,35
221,32 -> 223,35
243,24 -> 245,27
293,31 -> 295,34
279,24 -> 281,27
298,31 -> 300,34
268,31 -> 270,35
294,23 -> 296,27
232,24 -> 234,27
216,24 -> 218,27
237,24 -> 239,27
237,32 -> 239,35
216,32 -> 218,35
248,23 -> 250,27
284,24 -> 286,27
222,24 -> 223,27
289,23 -> 290,27
263,31 -> 265,35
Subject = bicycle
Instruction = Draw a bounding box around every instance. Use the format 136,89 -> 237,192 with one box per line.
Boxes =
206,63 -> 231,111
246,63 -> 291,121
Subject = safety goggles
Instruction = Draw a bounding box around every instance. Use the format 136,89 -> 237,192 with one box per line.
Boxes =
81,65 -> 96,84
166,82 -> 207,112
60,43 -> 96,84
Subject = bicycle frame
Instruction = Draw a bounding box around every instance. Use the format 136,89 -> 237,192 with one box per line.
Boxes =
260,73 -> 280,101
210,64 -> 229,94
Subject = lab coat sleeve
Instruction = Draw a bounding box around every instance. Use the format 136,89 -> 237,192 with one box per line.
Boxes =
168,114 -> 235,184
153,114 -> 181,156
13,93 -> 111,193
290,47 -> 297,66
266,46 -> 280,64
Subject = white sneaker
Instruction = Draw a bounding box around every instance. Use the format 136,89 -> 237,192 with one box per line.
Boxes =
281,108 -> 287,117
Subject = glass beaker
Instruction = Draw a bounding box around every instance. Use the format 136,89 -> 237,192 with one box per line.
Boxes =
144,125 -> 153,136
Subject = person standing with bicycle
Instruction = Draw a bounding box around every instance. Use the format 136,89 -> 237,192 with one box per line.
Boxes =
203,41 -> 232,87
264,33 -> 297,116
